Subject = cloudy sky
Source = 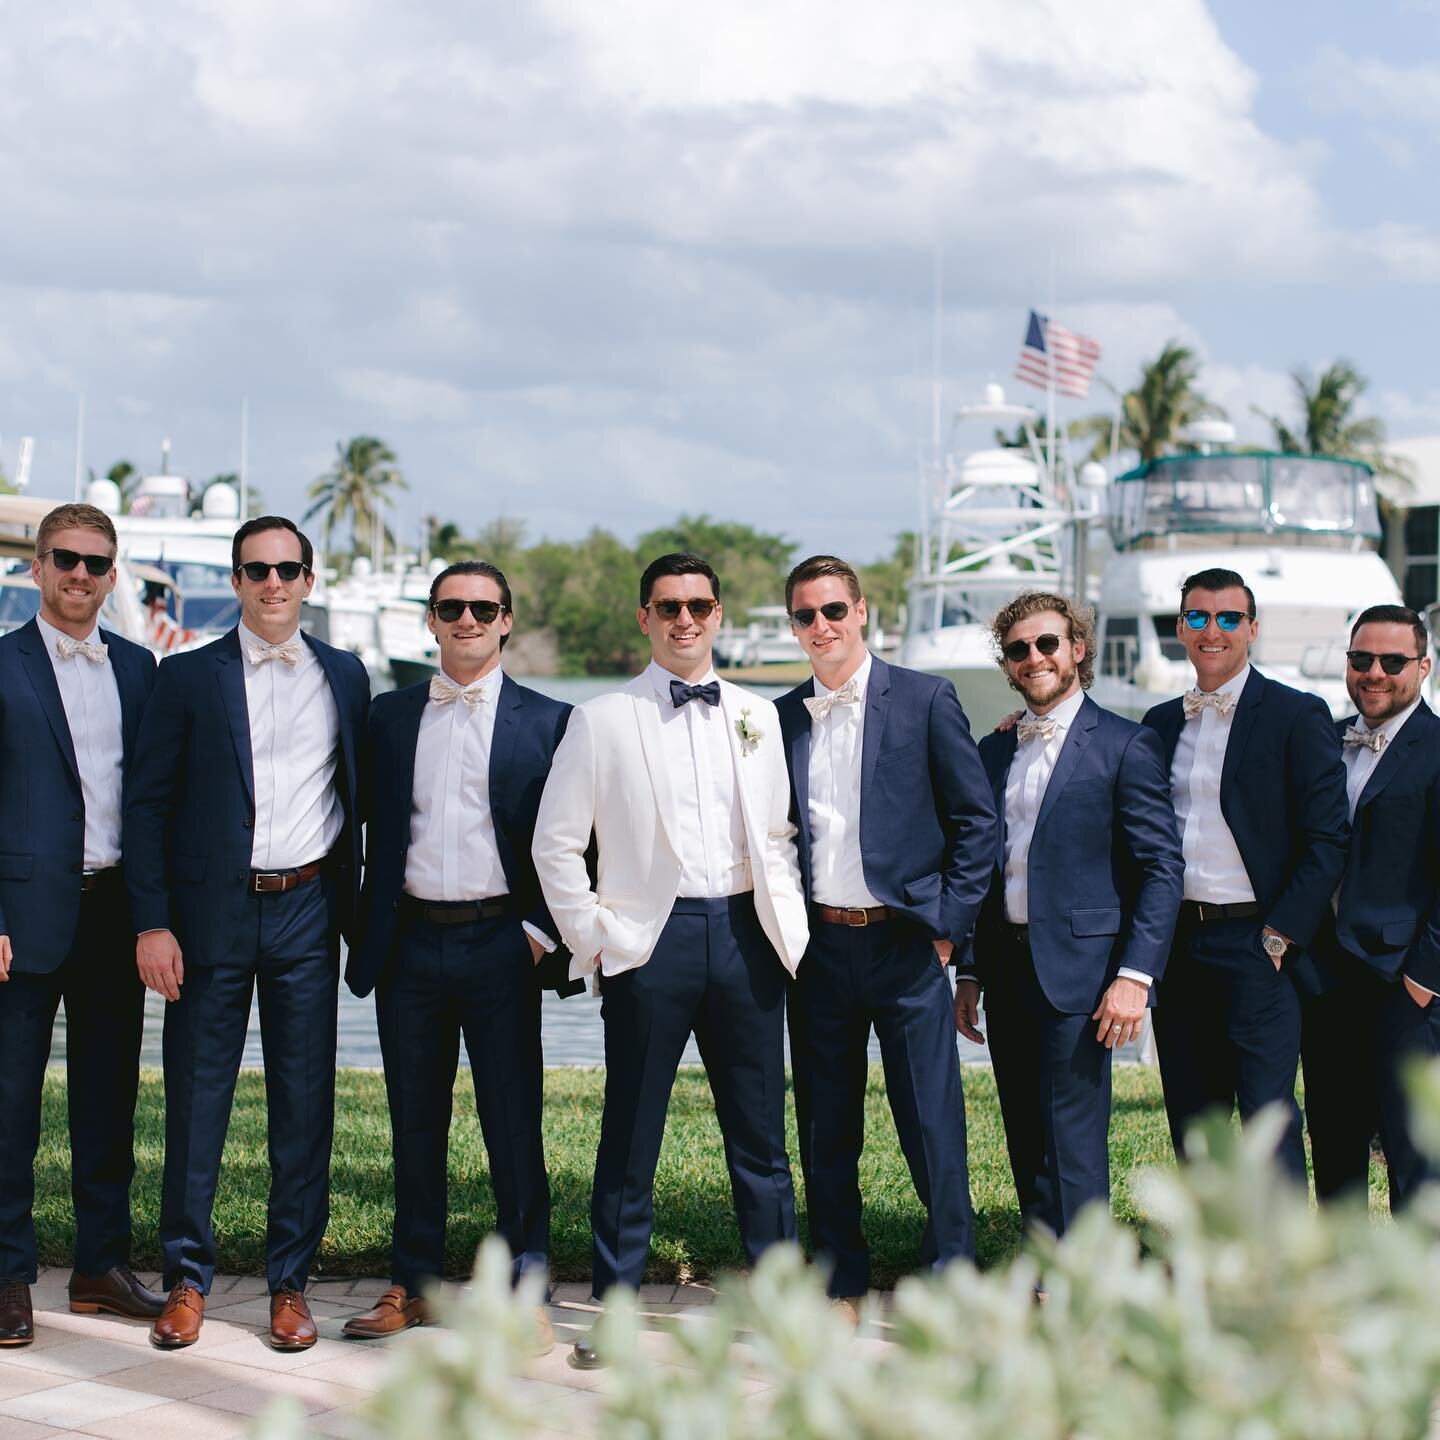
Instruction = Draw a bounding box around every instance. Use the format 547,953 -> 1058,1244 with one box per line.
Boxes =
4,0 -> 1438,560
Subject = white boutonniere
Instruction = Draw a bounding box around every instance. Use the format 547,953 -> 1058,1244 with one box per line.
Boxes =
735,708 -> 763,756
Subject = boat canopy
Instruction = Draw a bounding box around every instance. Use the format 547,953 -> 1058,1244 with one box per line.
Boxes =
1107,453 -> 1381,551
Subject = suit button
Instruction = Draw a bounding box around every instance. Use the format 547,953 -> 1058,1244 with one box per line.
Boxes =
71,863 -> 82,873
236,871 -> 246,881
72,812 -> 82,822
243,818 -> 253,829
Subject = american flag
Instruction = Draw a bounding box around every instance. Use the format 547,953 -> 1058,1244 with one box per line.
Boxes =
1015,310 -> 1101,399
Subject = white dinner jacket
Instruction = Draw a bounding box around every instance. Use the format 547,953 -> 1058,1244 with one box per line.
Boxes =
533,671 -> 808,978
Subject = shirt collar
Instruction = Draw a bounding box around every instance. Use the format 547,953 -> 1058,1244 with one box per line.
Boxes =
1355,694 -> 1422,741
813,650 -> 872,701
1025,686 -> 1085,729
36,612 -> 102,653
438,663 -> 503,696
646,659 -> 719,698
238,621 -> 305,655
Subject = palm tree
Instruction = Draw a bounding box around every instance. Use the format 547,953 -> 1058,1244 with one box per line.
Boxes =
1072,342 -> 1223,463
1255,361 -> 1409,484
305,437 -> 407,556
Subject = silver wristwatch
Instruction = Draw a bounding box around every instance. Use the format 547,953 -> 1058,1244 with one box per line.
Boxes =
1261,932 -> 1288,961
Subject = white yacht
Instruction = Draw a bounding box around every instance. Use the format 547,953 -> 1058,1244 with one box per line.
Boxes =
1088,450 -> 1399,718
900,383 -> 1100,729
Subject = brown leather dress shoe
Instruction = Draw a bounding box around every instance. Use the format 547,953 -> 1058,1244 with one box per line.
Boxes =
270,1287 -> 318,1350
69,1265 -> 167,1319
342,1284 -> 432,1339
830,1296 -> 862,1327
0,1280 -> 34,1346
151,1282 -> 204,1349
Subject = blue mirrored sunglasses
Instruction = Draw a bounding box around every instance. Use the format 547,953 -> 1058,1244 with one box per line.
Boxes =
1182,609 -> 1251,632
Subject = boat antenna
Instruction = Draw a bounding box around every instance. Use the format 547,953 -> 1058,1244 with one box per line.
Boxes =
239,398 -> 250,524
73,394 -> 85,501
931,244 -> 943,466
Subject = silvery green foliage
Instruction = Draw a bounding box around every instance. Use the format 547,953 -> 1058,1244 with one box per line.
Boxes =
254,1088 -> 1440,1440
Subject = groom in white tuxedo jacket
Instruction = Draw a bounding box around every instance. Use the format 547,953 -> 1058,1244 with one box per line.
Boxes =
534,552 -> 807,1367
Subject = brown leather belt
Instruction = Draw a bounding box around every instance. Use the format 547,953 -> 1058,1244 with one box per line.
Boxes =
250,861 -> 323,895
1181,900 -> 1260,924
812,903 -> 893,928
399,894 -> 509,926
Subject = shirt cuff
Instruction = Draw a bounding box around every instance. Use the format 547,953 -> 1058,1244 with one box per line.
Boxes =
1116,967 -> 1153,987
521,921 -> 557,954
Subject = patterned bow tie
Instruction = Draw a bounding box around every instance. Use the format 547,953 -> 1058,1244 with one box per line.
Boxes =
429,673 -> 490,709
55,635 -> 108,665
247,640 -> 302,668
804,677 -> 861,721
670,678 -> 721,709
1016,713 -> 1058,744
1343,725 -> 1386,754
1182,687 -> 1237,720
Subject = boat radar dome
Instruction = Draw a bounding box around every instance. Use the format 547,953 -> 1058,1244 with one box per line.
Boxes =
200,482 -> 240,520
1179,419 -> 1236,452
982,382 -> 1007,407
1079,461 -> 1109,490
85,479 -> 122,515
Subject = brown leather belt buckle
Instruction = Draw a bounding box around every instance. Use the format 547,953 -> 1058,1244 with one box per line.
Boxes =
841,906 -> 870,928
251,862 -> 322,895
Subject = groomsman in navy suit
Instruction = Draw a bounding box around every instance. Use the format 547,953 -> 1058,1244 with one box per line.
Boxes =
1302,604 -> 1440,1209
1142,567 -> 1349,1181
776,555 -> 997,1314
0,504 -> 162,1347
125,515 -> 369,1350
342,561 -> 580,1349
973,593 -> 1183,1238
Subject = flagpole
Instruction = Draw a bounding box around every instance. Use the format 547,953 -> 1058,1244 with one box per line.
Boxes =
1046,249 -> 1057,492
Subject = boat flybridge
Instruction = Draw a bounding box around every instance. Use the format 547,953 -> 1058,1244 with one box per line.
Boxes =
900,383 -> 1104,729
1088,450 -> 1402,719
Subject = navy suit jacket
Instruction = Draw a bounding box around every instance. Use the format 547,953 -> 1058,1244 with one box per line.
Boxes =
1142,667 -> 1350,996
776,657 -> 998,945
0,618 -> 156,973
348,673 -> 577,999
1330,701 -> 1440,991
973,695 -> 1185,1014
123,627 -> 369,961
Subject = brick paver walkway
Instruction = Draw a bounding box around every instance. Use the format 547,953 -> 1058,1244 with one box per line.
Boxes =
0,1269 -> 723,1438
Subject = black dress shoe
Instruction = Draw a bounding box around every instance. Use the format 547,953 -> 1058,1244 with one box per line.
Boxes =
69,1265 -> 167,1319
0,1280 -> 34,1346
570,1326 -> 609,1370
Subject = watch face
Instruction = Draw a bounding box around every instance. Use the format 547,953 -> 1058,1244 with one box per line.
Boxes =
1263,934 -> 1286,957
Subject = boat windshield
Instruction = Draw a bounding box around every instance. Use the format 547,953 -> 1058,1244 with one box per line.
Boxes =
1109,454 -> 1380,549
158,561 -> 242,632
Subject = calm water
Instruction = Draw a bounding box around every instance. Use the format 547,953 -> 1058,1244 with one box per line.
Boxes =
48,672 -> 1029,1069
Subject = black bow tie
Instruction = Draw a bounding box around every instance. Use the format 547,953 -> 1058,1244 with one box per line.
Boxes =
670,679 -> 721,709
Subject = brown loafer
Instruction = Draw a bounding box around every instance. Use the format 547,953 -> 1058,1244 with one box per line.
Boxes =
342,1284 -> 432,1339
69,1265 -> 167,1319
151,1282 -> 204,1349
270,1287 -> 318,1350
830,1296 -> 862,1327
0,1280 -> 33,1346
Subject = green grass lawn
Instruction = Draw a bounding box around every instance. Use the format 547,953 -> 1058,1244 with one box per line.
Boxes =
31,1064 -> 1375,1286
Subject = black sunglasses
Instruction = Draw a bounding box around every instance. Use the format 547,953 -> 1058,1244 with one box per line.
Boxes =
648,597 -> 717,621
1002,633 -> 1063,664
1182,609 -> 1252,632
1347,650 -> 1423,676
791,601 -> 851,628
432,598 -> 505,624
40,548 -> 114,577
235,560 -> 310,583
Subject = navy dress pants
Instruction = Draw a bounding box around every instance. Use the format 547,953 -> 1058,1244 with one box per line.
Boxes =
590,894 -> 795,1298
788,917 -> 973,1298
984,932 -> 1111,1237
1302,953 -> 1440,1210
376,907 -> 550,1291
159,876 -> 337,1294
1153,912 -> 1306,1181
0,871 -> 145,1282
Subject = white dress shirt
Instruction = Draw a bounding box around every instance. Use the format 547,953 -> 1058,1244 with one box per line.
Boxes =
1003,687 -> 1085,924
37,613 -> 123,869
1342,698 -> 1420,822
645,661 -> 750,897
807,652 -> 882,909
405,665 -> 508,900
239,622 -> 343,870
1170,665 -> 1256,905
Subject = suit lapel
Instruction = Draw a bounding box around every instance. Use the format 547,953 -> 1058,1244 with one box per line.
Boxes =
785,696 -> 813,855
215,630 -> 257,810
1149,698 -> 1185,766
1220,667 -> 1265,806
1355,701 -> 1434,812
1035,695 -> 1097,831
306,633 -> 359,817
719,682 -> 765,861
16,619 -> 80,787
101,631 -> 147,763
489,674 -> 523,879
986,730 -> 1017,865
858,656 -> 891,801
632,676 -> 683,859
